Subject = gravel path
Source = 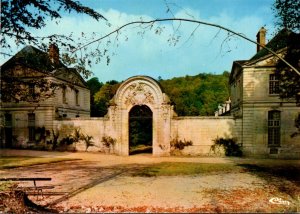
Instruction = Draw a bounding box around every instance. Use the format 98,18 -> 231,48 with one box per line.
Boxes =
1,149 -> 299,212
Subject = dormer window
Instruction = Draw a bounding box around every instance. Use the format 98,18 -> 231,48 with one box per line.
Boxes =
269,74 -> 279,95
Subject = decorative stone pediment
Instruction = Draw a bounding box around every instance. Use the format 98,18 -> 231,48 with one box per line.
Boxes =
124,82 -> 155,107
114,76 -> 165,110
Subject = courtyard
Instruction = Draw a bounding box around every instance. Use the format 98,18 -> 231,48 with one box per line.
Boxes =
0,149 -> 299,213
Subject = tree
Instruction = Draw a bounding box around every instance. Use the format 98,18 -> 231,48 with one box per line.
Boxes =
1,0 -> 105,55
86,77 -> 103,117
272,0 -> 300,104
94,81 -> 120,116
275,31 -> 300,104
273,0 -> 300,136
1,0 -> 107,82
273,0 -> 300,33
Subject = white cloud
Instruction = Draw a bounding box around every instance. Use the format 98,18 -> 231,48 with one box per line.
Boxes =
1,7 -> 274,82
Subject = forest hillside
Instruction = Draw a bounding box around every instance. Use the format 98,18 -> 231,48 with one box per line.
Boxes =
87,72 -> 230,117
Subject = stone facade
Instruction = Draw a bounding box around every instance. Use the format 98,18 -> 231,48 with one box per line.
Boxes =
229,29 -> 300,158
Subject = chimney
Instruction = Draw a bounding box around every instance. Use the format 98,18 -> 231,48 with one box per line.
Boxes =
256,27 -> 266,52
49,44 -> 59,64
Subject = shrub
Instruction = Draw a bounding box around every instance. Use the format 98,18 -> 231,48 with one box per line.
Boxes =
211,137 -> 242,157
101,136 -> 116,148
81,134 -> 94,151
170,138 -> 193,150
59,137 -> 75,146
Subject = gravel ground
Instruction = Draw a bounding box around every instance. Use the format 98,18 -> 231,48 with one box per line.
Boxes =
1,149 -> 299,213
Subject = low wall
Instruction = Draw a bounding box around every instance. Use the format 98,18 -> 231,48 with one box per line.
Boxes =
54,118 -> 110,152
54,116 -> 238,155
171,116 -> 237,155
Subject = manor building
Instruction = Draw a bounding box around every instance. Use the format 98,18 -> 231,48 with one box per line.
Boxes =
0,45 -> 90,148
229,28 -> 300,158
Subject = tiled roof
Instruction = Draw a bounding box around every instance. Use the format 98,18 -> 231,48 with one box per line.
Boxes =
1,45 -> 66,72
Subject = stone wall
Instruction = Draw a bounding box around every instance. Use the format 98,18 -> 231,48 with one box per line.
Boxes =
54,115 -> 239,156
171,116 -> 236,155
54,118 -> 109,152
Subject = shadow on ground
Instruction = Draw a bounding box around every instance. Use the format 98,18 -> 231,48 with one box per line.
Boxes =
238,163 -> 300,199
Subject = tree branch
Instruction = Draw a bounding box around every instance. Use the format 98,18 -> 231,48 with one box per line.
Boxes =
72,18 -> 300,76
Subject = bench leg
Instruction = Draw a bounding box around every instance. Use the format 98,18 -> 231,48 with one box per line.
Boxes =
34,188 -> 43,200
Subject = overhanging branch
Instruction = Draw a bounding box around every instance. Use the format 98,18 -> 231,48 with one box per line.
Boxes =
72,18 -> 300,76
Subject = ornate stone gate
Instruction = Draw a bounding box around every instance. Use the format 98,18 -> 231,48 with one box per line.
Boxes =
106,76 -> 174,156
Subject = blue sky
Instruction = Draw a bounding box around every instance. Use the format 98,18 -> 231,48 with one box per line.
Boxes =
1,0 -> 276,82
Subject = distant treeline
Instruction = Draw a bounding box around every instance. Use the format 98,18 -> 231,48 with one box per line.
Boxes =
87,71 -> 230,117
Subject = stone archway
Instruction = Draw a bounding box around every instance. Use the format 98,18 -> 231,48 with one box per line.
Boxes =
107,76 -> 174,156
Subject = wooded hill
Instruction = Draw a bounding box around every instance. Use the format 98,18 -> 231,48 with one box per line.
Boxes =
87,71 -> 230,117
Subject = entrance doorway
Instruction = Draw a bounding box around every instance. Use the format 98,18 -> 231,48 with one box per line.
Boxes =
129,105 -> 153,155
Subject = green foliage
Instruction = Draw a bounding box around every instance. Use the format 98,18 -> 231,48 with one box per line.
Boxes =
73,128 -> 82,143
129,105 -> 153,149
81,134 -> 94,151
1,0 -> 105,53
291,113 -> 300,138
93,72 -> 229,117
170,138 -> 193,151
51,130 -> 59,150
94,81 -> 120,116
160,72 -> 230,116
131,162 -> 237,177
274,31 -> 300,104
211,137 -> 242,157
86,77 -> 103,95
59,137 -> 75,146
273,0 -> 300,33
86,77 -> 103,117
101,136 -> 116,149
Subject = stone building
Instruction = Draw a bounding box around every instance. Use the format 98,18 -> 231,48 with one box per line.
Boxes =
0,45 -> 90,148
229,28 -> 300,158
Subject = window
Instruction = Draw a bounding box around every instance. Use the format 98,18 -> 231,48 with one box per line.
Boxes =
269,74 -> 279,95
28,113 -> 35,142
29,84 -> 35,95
4,113 -> 12,147
5,113 -> 12,127
268,110 -> 280,146
75,90 -> 79,106
62,87 -> 67,103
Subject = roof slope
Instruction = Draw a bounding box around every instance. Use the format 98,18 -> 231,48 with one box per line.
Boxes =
1,45 -> 66,72
1,45 -> 87,87
250,29 -> 297,61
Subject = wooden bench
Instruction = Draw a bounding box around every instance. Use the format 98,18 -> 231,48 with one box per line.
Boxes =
0,177 -> 53,199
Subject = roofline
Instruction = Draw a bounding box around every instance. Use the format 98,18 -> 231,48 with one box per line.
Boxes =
245,47 -> 287,66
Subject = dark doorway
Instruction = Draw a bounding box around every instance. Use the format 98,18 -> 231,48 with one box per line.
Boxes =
129,105 -> 153,155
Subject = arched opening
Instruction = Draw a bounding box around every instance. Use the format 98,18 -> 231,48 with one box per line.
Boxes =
129,105 -> 153,155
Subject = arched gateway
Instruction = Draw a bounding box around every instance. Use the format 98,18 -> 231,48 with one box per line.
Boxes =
106,76 -> 174,156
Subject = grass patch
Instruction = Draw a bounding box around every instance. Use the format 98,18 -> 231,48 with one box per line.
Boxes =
0,156 -> 81,169
0,181 -> 16,191
131,162 -> 239,177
